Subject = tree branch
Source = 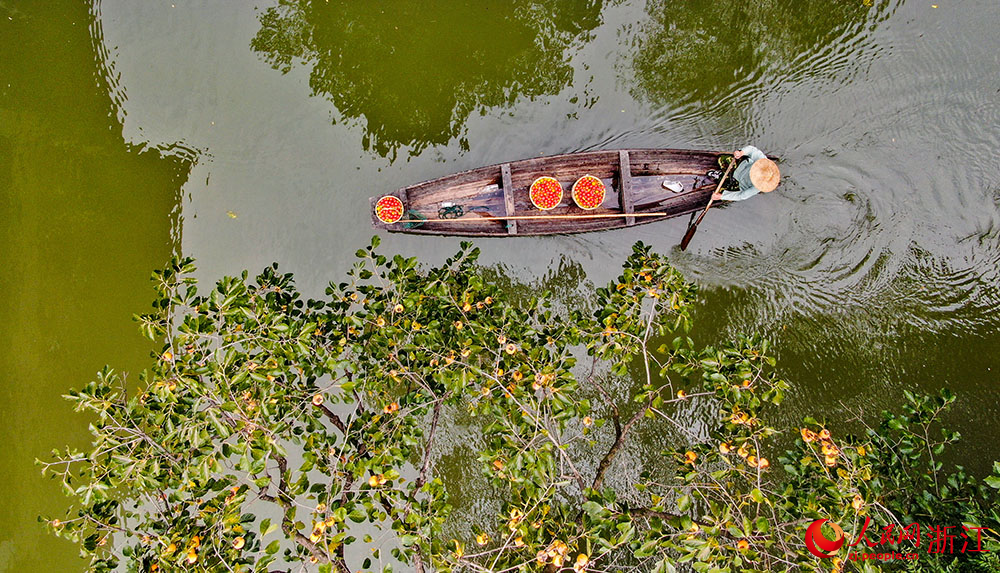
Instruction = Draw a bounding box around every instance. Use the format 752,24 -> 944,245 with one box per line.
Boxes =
592,395 -> 654,491
414,398 -> 443,491
406,397 -> 446,573
261,453 -> 350,573
318,403 -> 347,433
625,507 -> 681,521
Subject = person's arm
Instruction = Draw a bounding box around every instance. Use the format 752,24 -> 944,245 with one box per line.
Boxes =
717,187 -> 760,201
736,145 -> 766,162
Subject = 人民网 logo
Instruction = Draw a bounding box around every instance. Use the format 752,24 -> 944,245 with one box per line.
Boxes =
806,519 -> 846,558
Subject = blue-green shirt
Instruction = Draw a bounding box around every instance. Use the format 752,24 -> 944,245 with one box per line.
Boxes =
720,145 -> 768,201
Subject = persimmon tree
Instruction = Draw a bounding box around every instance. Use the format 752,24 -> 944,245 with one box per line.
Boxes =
43,239 -> 1000,572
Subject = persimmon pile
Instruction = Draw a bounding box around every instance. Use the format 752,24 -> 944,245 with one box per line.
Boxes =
374,195 -> 404,223
572,175 -> 606,210
529,176 -> 563,210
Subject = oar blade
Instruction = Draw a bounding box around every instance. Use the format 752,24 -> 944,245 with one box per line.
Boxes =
679,223 -> 698,251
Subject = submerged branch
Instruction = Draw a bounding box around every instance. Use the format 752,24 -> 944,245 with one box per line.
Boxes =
414,398 -> 444,491
592,394 -> 654,491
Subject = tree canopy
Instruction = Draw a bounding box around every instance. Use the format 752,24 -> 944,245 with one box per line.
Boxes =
44,239 -> 1000,572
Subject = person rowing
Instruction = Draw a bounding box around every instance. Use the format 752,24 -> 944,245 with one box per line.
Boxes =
707,145 -> 780,201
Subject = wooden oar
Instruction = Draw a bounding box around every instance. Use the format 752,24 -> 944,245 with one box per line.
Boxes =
679,160 -> 735,251
393,211 -> 697,224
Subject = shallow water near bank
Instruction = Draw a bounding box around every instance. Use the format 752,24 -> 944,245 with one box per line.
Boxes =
2,0 -> 999,570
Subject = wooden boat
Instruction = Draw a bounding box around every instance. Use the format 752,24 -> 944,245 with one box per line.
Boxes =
370,148 -> 725,236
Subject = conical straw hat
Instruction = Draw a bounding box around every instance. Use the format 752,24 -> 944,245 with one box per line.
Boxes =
750,158 -> 780,193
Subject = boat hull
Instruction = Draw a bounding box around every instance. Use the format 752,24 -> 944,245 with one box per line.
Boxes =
370,148 -> 723,237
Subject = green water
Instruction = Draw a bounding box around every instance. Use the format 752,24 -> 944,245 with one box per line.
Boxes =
0,3 -> 191,569
2,0 -> 999,570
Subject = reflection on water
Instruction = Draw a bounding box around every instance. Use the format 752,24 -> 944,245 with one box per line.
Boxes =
251,0 -> 603,160
628,0 -> 894,114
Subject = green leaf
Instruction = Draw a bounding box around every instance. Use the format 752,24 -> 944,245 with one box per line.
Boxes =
677,494 -> 692,512
653,559 -> 677,573
635,539 -> 659,558
582,501 -> 606,518
261,518 -> 279,537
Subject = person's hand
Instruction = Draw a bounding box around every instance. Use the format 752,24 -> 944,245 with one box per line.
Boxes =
733,150 -> 744,159
712,192 -> 723,201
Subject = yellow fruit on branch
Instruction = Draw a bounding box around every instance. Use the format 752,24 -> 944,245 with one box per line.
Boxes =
738,443 -> 751,458
852,494 -> 864,511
